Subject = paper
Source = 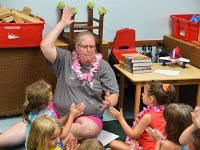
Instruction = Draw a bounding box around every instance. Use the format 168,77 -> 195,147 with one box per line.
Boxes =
97,130 -> 119,146
154,69 -> 180,76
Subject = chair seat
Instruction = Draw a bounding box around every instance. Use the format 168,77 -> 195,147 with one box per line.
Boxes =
110,28 -> 136,63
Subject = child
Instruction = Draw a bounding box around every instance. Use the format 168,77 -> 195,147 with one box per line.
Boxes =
147,103 -> 193,150
64,138 -> 105,150
179,106 -> 200,150
109,80 -> 175,150
23,80 -> 85,148
78,138 -> 105,150
185,129 -> 200,150
189,129 -> 200,150
27,115 -> 63,150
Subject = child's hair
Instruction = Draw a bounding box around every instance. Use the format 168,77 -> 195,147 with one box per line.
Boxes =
146,80 -> 176,105
163,103 -> 193,145
23,80 -> 52,123
78,138 -> 105,150
192,129 -> 200,150
27,115 -> 59,150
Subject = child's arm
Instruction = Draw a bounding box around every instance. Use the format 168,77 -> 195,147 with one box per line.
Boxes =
58,114 -> 69,127
179,107 -> 200,145
179,124 -> 196,146
109,107 -> 151,139
60,102 -> 85,139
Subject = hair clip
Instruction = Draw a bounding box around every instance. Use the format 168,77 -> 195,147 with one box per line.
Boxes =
24,97 -> 29,105
163,84 -> 170,92
25,100 -> 29,105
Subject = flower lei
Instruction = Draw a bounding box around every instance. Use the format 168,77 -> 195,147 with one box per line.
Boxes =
125,105 -> 164,149
71,51 -> 102,86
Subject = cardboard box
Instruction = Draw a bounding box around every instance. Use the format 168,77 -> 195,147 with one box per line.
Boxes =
0,18 -> 44,48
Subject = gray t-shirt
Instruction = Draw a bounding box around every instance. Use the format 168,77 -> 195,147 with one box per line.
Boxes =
47,48 -> 119,118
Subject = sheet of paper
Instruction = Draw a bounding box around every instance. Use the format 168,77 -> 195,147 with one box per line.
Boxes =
97,130 -> 119,146
154,69 -> 180,76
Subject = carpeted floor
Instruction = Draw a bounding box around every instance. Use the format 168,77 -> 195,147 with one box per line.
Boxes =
103,119 -> 133,148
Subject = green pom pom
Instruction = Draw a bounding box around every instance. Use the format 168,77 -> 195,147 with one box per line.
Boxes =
87,1 -> 94,9
98,7 -> 104,15
72,7 -> 78,15
58,2 -> 65,9
102,7 -> 107,15
98,7 -> 107,15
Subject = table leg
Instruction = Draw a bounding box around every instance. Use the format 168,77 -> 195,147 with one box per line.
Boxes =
119,73 -> 125,109
197,84 -> 200,106
174,85 -> 180,103
101,42 -> 108,60
134,83 -> 142,117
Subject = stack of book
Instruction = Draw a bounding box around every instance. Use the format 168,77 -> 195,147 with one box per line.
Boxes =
120,53 -> 152,74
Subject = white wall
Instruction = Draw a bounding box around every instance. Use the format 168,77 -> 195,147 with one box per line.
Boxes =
1,0 -> 200,41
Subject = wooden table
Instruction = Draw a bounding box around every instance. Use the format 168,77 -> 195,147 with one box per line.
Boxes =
114,63 -> 200,117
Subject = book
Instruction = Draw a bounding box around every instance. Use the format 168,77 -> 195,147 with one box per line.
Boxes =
125,68 -> 152,74
122,53 -> 152,63
97,130 -> 119,146
132,66 -> 152,71
124,63 -> 151,70
132,62 -> 152,67
119,61 -> 125,69
132,69 -> 152,74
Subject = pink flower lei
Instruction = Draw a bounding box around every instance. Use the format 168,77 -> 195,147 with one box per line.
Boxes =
126,105 -> 164,146
71,51 -> 102,83
132,105 -> 164,127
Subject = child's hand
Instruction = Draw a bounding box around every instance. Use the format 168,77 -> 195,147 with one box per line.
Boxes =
192,111 -> 200,128
192,106 -> 200,128
65,137 -> 80,150
109,107 -> 123,120
69,102 -> 85,118
194,106 -> 200,116
146,127 -> 164,142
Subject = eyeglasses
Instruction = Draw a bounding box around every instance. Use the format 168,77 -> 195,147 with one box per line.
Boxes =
78,45 -> 96,50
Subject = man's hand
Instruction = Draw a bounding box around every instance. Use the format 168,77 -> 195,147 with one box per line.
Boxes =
61,7 -> 74,26
99,91 -> 112,111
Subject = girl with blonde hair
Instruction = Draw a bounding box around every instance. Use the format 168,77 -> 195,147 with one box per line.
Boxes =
27,115 -> 62,150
